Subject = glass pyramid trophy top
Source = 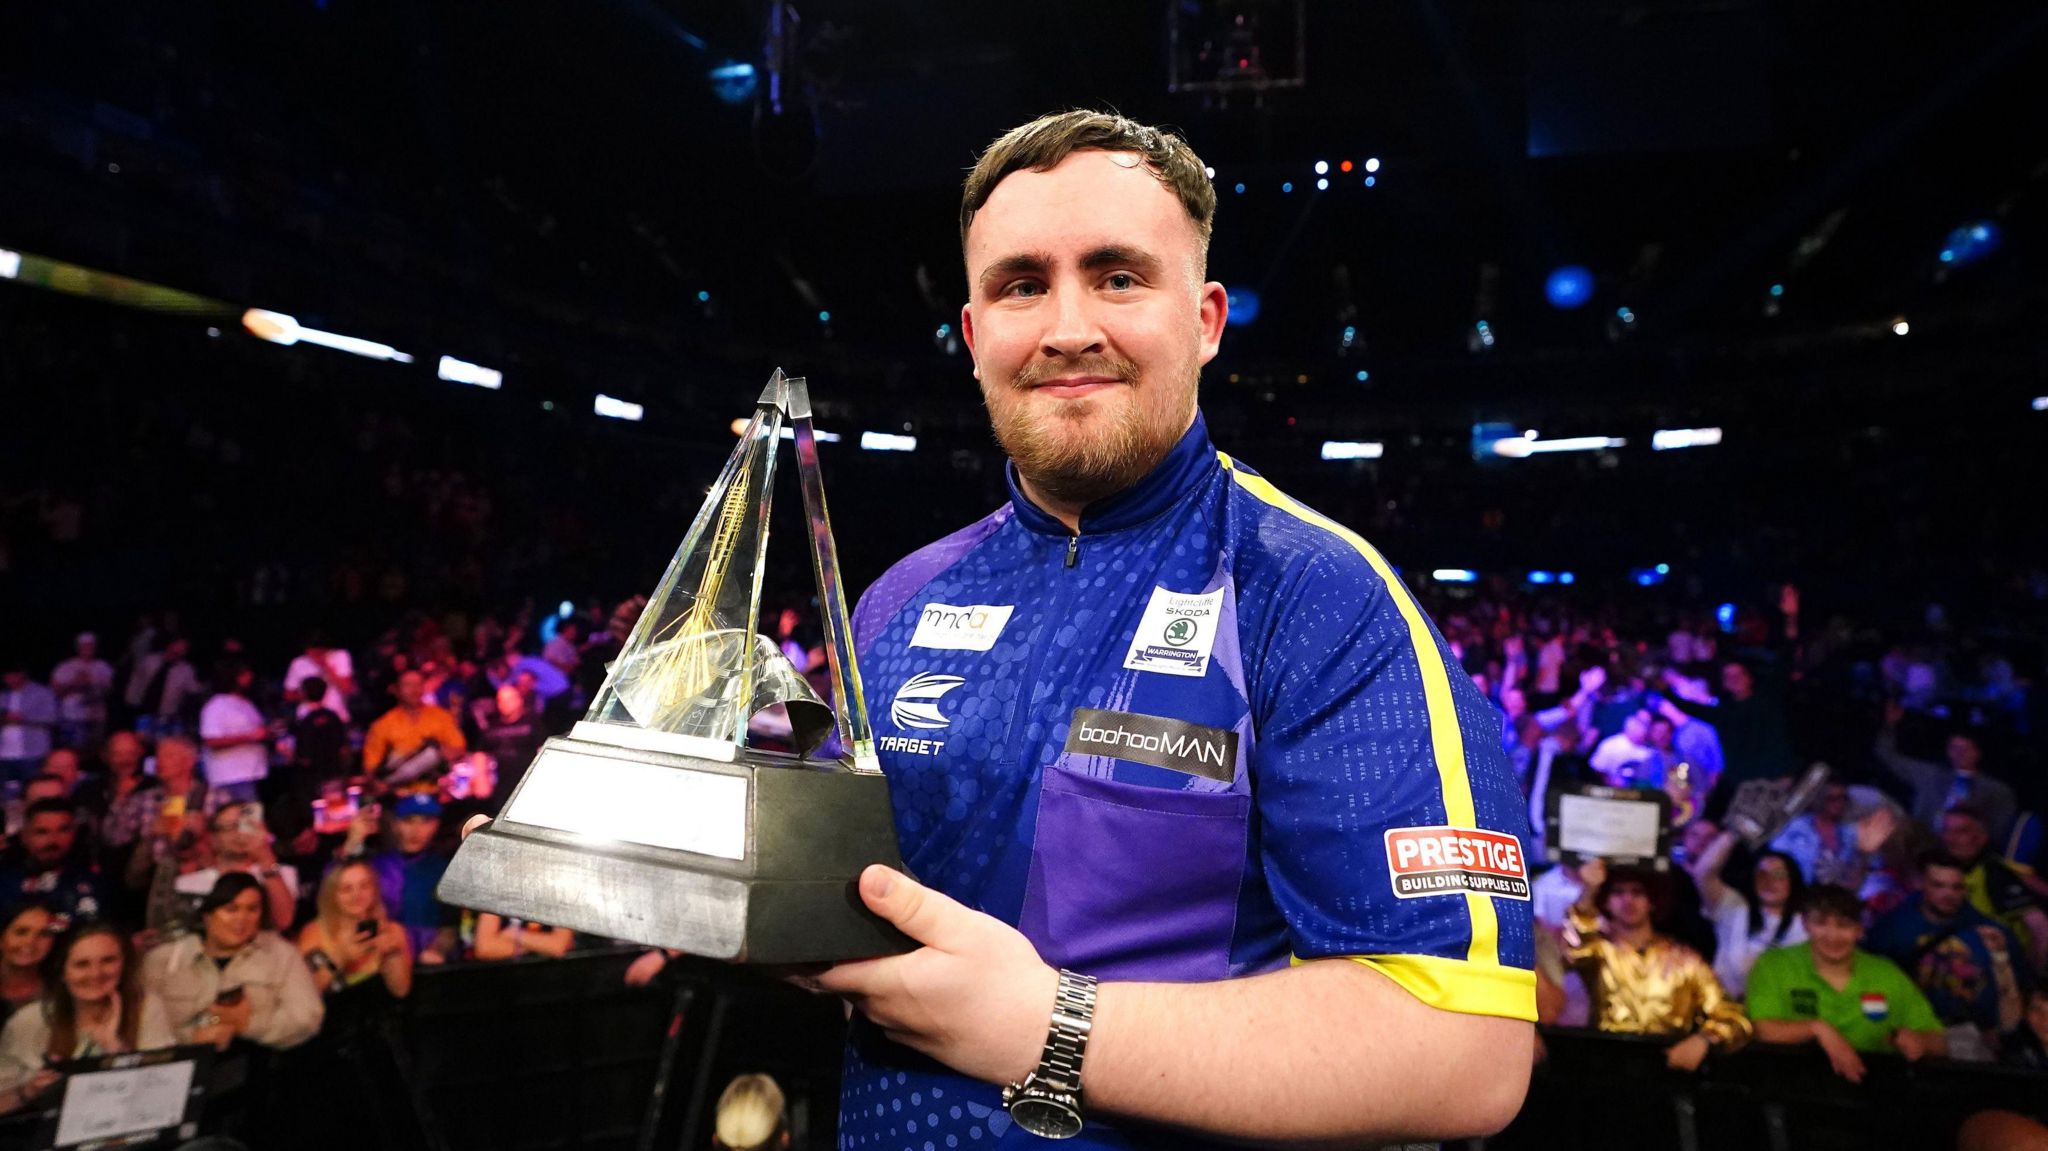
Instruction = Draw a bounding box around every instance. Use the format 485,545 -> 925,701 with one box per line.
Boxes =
438,369 -> 907,962
581,369 -> 878,772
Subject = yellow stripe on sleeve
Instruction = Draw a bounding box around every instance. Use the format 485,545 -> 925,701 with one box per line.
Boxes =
1292,953 -> 1538,1022
1219,452 -> 1501,970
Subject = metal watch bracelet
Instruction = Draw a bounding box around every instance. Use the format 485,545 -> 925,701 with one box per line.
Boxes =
1037,968 -> 1097,1092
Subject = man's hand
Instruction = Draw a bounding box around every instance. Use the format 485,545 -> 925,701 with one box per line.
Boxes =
812,865 -> 1057,1087
1664,1034 -> 1711,1072
624,949 -> 673,987
1578,665 -> 1607,696
1892,1028 -> 1934,1062
1855,806 -> 1900,854
1574,858 -> 1608,910
1814,1022 -> 1866,1082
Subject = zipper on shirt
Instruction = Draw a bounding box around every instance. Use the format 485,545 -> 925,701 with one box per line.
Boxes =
1064,535 -> 1080,569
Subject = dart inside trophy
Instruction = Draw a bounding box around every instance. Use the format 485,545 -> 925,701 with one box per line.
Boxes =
438,370 -> 912,962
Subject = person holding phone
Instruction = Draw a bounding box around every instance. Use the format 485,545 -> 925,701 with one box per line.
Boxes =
0,922 -> 175,1114
173,802 -> 299,931
141,872 -> 323,1052
297,859 -> 411,999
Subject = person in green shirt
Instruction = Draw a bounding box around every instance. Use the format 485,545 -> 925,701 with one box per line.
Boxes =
1747,884 -> 1946,1082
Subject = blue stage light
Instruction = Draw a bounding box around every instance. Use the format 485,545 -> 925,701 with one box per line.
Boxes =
1527,571 -> 1555,585
1281,182 -> 1294,194
1225,286 -> 1261,327
1234,182 -> 1246,195
708,62 -> 758,106
1716,603 -> 1738,632
1545,265 -> 1595,310
1939,220 -> 2002,268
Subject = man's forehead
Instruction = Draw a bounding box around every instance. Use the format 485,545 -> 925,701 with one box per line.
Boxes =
966,150 -> 1197,267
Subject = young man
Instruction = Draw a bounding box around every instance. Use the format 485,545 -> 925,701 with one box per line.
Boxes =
1562,858 -> 1751,1070
1747,884 -> 1946,1081
1867,850 -> 2032,1052
811,111 -> 1535,1148
351,792 -> 458,962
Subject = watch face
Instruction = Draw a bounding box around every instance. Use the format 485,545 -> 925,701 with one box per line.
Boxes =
1009,1096 -> 1084,1140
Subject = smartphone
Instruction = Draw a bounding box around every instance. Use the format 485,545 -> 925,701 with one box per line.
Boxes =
356,917 -> 378,940
214,986 -> 245,1007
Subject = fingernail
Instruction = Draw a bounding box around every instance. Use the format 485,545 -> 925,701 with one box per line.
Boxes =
865,866 -> 893,899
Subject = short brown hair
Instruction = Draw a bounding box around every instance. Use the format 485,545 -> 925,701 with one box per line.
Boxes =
960,110 -> 1216,263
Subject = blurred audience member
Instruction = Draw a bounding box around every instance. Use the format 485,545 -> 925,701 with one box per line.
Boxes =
50,633 -> 114,749
0,922 -> 174,1115
1867,850 -> 2031,1059
1747,884 -> 1946,1081
198,661 -> 270,806
0,663 -> 58,786
0,903 -> 53,1016
142,873 -> 323,1051
298,859 -> 412,999
1563,859 -> 1751,1072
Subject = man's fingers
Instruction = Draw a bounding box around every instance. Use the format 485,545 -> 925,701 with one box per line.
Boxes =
460,814 -> 491,840
857,864 -> 964,947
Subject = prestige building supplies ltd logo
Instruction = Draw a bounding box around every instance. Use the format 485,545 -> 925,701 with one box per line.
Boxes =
1383,826 -> 1531,901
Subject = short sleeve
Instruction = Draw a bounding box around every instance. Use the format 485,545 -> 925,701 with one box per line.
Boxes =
1246,525 -> 1535,1022
1743,949 -> 1793,1020
198,697 -> 231,740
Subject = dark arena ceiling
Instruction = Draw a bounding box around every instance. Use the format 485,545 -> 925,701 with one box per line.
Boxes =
1,0 -> 2044,437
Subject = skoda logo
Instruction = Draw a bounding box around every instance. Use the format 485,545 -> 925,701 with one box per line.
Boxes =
1163,618 -> 1198,647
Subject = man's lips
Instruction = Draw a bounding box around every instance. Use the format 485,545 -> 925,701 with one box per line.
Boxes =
1027,375 -> 1123,398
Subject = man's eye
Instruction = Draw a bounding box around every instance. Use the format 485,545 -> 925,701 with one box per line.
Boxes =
1106,273 -> 1135,290
1008,282 -> 1042,298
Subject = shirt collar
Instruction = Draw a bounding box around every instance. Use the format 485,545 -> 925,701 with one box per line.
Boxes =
1004,410 -> 1217,537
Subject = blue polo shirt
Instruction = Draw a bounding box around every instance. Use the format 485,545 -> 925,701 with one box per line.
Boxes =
839,413 -> 1535,1150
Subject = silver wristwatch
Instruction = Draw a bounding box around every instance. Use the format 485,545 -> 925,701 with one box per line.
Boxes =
1003,968 -> 1098,1139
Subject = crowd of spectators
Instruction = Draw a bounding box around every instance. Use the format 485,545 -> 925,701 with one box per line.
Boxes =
1455,583 -> 2048,1118
0,297 -> 2044,1145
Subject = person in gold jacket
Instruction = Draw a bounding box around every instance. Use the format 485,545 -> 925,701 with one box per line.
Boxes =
1563,858 -> 1752,1071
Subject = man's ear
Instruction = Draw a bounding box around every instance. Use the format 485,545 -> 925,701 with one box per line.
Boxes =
961,302 -> 980,380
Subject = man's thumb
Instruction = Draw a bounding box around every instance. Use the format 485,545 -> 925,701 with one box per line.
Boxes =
859,864 -> 952,944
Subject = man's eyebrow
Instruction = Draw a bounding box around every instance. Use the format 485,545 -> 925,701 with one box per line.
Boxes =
1078,245 -> 1161,274
977,252 -> 1052,293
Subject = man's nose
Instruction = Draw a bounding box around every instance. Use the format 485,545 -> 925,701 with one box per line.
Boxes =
1041,286 -> 1106,360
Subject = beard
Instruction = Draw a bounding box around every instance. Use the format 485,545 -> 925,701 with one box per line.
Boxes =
982,354 -> 1193,509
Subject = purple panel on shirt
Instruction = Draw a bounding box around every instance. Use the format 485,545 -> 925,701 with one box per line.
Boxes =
850,506 -> 1012,661
1017,766 -> 1249,983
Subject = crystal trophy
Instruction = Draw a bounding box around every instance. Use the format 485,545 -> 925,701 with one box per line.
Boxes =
437,371 -> 912,962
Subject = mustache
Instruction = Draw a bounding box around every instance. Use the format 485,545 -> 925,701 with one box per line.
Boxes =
1010,355 -> 1141,390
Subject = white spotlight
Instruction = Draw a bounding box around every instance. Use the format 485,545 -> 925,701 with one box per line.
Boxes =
437,355 -> 503,390
1651,427 -> 1724,451
860,431 -> 917,452
594,394 -> 645,422
1319,440 -> 1384,461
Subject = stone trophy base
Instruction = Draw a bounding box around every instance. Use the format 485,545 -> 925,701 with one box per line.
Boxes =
437,724 -> 913,963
